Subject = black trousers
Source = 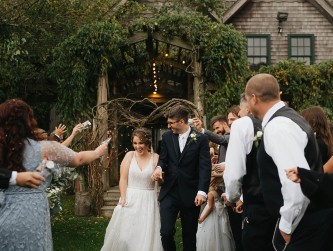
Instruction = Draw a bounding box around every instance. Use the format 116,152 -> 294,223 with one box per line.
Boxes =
242,204 -> 277,251
159,184 -> 200,251
227,206 -> 243,251
273,208 -> 333,251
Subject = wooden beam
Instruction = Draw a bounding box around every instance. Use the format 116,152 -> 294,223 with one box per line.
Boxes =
152,33 -> 193,51
308,0 -> 333,25
128,32 -> 148,44
223,0 -> 249,24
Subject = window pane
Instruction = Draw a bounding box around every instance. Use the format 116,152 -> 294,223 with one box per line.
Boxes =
292,47 -> 298,55
291,38 -> 297,46
248,47 -> 253,56
304,47 -> 310,55
298,47 -> 304,55
304,57 -> 310,65
304,38 -> 310,47
260,57 -> 267,64
248,38 -> 253,46
298,38 -> 304,46
254,38 -> 260,46
261,47 -> 267,55
260,38 -> 266,46
254,57 -> 260,64
254,47 -> 260,55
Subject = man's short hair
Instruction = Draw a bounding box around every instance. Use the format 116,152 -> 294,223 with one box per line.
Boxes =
226,105 -> 240,118
240,93 -> 247,104
167,105 -> 190,122
246,73 -> 280,102
210,115 -> 227,128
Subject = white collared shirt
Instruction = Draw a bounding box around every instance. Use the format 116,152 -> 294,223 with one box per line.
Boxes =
178,127 -> 191,152
262,101 -> 310,234
224,116 -> 254,202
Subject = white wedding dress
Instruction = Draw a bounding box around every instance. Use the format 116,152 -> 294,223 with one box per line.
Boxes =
196,192 -> 235,251
100,152 -> 163,251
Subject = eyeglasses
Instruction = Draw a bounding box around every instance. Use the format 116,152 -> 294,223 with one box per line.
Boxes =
167,120 -> 179,126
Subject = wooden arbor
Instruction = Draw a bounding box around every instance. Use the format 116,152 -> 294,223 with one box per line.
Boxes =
95,31 -> 205,188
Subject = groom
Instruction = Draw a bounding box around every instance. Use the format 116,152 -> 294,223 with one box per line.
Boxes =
152,105 -> 211,251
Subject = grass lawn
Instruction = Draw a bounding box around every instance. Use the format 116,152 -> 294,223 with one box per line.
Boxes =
51,195 -> 183,250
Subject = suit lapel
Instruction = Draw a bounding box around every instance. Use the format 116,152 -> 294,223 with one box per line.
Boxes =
172,133 -> 181,159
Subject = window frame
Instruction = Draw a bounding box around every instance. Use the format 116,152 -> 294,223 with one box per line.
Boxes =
288,34 -> 314,65
246,34 -> 271,67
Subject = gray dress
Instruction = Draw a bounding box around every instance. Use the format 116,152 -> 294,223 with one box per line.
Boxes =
0,139 -> 75,251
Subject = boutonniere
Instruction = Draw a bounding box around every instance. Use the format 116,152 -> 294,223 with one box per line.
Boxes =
189,131 -> 201,144
253,130 -> 263,148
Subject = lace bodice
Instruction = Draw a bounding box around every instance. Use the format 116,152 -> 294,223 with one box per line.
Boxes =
2,139 -> 76,193
127,153 -> 155,190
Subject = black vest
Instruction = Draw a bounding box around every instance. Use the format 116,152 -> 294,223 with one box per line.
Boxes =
257,106 -> 323,218
243,116 -> 265,205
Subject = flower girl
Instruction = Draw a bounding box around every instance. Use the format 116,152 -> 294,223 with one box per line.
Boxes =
196,177 -> 235,251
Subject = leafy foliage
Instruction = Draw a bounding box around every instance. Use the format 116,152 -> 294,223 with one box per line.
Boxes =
50,21 -> 127,123
257,60 -> 333,118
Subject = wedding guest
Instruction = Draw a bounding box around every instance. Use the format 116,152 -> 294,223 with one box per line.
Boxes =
101,128 -> 163,251
151,105 -> 211,251
62,123 -> 83,147
224,93 -> 276,251
0,99 -> 107,251
227,105 -> 240,127
301,106 -> 333,167
196,177 -> 235,251
245,73 -> 333,251
35,123 -> 83,147
0,169 -> 44,189
286,163 -> 333,208
193,115 -> 230,163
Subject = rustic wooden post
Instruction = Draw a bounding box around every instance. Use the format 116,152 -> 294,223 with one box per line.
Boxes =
192,50 -> 204,115
97,72 -> 110,190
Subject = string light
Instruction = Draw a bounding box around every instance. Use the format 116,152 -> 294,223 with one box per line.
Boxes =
152,60 -> 158,94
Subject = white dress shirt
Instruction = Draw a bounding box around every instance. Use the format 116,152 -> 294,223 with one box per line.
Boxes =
224,116 -> 254,202
262,101 -> 310,234
178,127 -> 191,152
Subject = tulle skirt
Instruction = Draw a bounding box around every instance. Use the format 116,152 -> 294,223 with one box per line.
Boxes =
196,201 -> 235,251
100,187 -> 163,251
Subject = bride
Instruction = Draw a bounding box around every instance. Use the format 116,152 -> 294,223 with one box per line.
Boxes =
101,128 -> 163,251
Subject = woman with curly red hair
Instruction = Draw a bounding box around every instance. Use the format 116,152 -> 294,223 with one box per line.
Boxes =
0,99 -> 107,251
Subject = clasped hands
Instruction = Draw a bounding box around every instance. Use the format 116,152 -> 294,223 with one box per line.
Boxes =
151,168 -> 164,184
221,193 -> 243,213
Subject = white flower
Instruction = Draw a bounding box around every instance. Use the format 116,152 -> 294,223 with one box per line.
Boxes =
253,130 -> 263,148
189,132 -> 199,143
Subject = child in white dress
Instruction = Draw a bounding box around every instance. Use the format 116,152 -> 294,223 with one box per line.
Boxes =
196,178 -> 235,251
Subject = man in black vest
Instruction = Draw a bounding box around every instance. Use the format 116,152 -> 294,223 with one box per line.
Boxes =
0,169 -> 44,189
151,105 -> 211,251
245,73 -> 333,251
224,93 -> 277,251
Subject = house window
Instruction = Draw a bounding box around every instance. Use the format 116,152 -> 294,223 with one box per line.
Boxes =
246,35 -> 270,69
288,35 -> 314,65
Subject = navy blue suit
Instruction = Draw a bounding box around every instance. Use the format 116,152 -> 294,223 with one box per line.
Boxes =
0,168 -> 11,189
158,129 -> 211,251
